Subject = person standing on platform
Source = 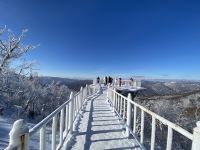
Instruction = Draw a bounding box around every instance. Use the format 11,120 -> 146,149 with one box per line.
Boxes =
111,77 -> 113,85
119,77 -> 122,87
105,76 -> 108,85
108,76 -> 111,85
130,78 -> 134,86
97,77 -> 100,84
108,76 -> 113,86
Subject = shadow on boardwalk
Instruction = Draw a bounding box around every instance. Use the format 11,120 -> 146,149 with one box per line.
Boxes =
62,89 -> 142,150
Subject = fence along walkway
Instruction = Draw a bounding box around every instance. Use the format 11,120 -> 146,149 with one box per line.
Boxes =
107,86 -> 200,150
61,88 -> 142,150
5,82 -> 200,150
5,85 -> 95,150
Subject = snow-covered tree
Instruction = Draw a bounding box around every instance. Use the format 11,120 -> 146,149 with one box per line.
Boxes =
0,26 -> 35,73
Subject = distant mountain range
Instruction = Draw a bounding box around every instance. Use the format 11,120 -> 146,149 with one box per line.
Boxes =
139,80 -> 200,97
38,76 -> 200,96
38,76 -> 92,91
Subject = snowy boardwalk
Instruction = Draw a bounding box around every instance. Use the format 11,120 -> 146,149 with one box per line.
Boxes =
5,84 -> 197,150
62,90 -> 142,150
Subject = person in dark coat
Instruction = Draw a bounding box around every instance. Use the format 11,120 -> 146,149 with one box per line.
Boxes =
108,76 -> 111,84
119,77 -> 122,87
105,76 -> 108,85
130,78 -> 134,86
97,77 -> 100,84
110,77 -> 113,84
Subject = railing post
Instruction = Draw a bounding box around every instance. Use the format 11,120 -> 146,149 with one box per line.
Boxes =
86,84 -> 88,97
120,96 -> 123,116
93,84 -> 95,94
150,117 -> 156,150
126,93 -> 132,137
77,94 -> 79,113
166,126 -> 173,150
117,95 -> 119,113
69,92 -> 74,134
116,94 -> 118,111
74,96 -> 77,120
106,88 -> 109,104
192,121 -> 200,150
118,95 -> 120,112
52,115 -> 57,150
74,96 -> 77,116
140,109 -> 145,144
123,98 -> 126,119
40,125 -> 46,150
91,85 -> 93,95
80,86 -> 83,106
113,88 -> 116,112
133,105 -> 137,133
88,85 -> 90,95
111,87 -> 113,101
65,104 -> 69,135
107,88 -> 109,100
59,108 -> 64,146
5,119 -> 29,150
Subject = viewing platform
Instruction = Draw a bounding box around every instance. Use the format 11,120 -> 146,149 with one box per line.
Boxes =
5,81 -> 200,150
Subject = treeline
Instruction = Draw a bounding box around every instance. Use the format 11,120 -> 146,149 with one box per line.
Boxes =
38,76 -> 92,91
0,72 -> 71,121
0,27 -> 86,122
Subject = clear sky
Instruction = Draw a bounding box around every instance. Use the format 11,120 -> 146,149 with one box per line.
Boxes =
0,0 -> 200,79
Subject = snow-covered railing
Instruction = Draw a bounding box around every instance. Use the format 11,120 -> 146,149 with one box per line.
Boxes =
107,87 -> 200,150
114,79 -> 141,88
6,84 -> 95,150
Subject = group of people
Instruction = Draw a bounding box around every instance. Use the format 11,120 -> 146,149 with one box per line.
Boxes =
96,76 -> 113,85
96,76 -> 136,87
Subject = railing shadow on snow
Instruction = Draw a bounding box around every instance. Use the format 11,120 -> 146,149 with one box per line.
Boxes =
63,92 -> 101,149
64,88 -> 139,150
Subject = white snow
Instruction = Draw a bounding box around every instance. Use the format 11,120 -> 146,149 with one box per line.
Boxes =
5,119 -> 29,150
0,117 -> 12,149
0,116 -> 54,150
62,90 -> 142,150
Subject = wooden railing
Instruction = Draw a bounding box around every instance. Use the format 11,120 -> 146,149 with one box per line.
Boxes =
5,84 -> 96,150
107,87 -> 200,150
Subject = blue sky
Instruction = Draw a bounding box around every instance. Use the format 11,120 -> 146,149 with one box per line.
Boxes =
0,0 -> 200,79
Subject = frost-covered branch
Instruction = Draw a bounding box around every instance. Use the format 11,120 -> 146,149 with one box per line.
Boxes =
0,26 -> 36,73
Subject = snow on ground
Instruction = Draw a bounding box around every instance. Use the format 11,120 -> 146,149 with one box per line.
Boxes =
0,117 -> 11,149
0,109 -> 59,150
0,117 -> 38,150
0,115 -> 60,150
62,90 -> 142,150
0,93 -> 62,150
